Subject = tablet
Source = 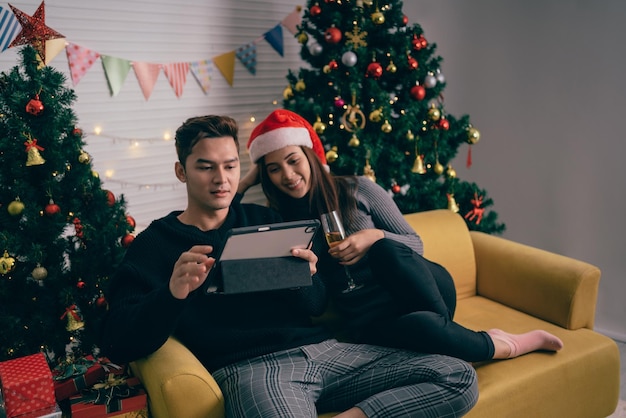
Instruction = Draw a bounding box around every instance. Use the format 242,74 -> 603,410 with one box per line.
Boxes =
205,219 -> 320,294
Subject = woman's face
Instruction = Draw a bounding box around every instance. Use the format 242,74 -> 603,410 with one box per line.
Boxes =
263,145 -> 312,199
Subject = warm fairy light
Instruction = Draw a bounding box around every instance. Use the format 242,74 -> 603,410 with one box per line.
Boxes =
94,126 -> 102,135
163,131 -> 172,141
132,141 -> 140,148
250,116 -> 256,123
105,170 -> 115,178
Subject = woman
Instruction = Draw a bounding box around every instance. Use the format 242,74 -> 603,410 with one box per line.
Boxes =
239,109 -> 563,361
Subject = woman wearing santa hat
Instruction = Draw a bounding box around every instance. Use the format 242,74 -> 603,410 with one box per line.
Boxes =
239,108 -> 563,362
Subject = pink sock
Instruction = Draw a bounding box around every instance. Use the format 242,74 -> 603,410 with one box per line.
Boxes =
488,328 -> 564,358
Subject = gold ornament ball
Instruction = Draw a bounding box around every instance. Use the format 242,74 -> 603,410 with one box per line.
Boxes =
371,10 -> 385,25
428,107 -> 441,121
386,62 -> 397,73
381,120 -> 392,133
31,264 -> 48,281
7,199 -> 25,216
323,65 -> 331,74
78,150 -> 91,164
313,119 -> 326,134
297,32 -> 308,44
467,127 -> 481,144
447,165 -> 457,178
406,130 -> 415,140
326,147 -> 339,163
348,134 -> 360,147
295,79 -> 306,92
433,162 -> 445,175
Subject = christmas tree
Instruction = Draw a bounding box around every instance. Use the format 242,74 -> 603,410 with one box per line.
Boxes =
0,46 -> 135,362
283,0 -> 505,234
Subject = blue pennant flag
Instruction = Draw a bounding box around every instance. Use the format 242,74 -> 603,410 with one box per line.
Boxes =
236,42 -> 257,75
264,24 -> 284,57
0,6 -> 20,52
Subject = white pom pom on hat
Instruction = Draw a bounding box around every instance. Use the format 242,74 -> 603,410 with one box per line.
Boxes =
247,109 -> 327,166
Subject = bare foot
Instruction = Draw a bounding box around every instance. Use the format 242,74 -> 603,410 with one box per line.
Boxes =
488,328 -> 563,359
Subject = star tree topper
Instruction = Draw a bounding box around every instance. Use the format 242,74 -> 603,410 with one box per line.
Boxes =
8,1 -> 65,63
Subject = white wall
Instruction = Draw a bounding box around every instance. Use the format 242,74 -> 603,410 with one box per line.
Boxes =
405,1 -> 626,341
2,0 -> 623,340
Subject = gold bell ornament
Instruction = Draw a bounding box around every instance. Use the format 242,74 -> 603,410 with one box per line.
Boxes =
294,79 -> 306,92
447,193 -> 460,213
363,159 -> 376,182
348,133 -> 360,147
24,138 -> 46,166
0,250 -> 16,275
411,154 -> 426,174
283,85 -> 294,100
62,305 -> 85,332
381,120 -> 392,133
371,8 -> 385,25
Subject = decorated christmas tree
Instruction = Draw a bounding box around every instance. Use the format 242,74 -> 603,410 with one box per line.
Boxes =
283,0 -> 505,233
0,46 -> 135,362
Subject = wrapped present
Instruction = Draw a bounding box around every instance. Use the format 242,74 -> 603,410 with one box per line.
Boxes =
0,353 -> 56,418
70,375 -> 147,418
13,403 -> 61,418
52,356 -> 123,401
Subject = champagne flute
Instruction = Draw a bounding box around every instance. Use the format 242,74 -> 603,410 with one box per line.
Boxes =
320,211 -> 362,292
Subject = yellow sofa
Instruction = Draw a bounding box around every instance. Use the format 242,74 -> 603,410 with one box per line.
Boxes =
130,209 -> 620,418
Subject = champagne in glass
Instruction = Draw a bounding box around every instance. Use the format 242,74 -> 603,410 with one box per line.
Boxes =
320,211 -> 362,292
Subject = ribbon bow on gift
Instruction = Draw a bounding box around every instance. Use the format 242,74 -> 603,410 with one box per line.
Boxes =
53,355 -> 97,381
90,374 -> 138,408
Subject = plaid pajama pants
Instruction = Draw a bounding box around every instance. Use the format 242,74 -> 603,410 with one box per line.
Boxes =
212,339 -> 478,418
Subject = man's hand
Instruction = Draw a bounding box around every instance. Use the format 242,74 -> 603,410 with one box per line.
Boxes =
291,248 -> 318,276
169,245 -> 215,299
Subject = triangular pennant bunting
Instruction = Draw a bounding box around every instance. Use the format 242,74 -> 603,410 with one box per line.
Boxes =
65,42 -> 100,85
0,5 -> 20,52
264,24 -> 284,57
213,51 -> 236,87
38,37 -> 66,66
281,6 -> 303,35
162,62 -> 189,98
133,62 -> 161,100
235,42 -> 257,75
101,55 -> 132,96
190,59 -> 213,94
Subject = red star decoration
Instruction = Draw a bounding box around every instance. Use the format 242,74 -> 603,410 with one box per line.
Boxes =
8,1 -> 65,63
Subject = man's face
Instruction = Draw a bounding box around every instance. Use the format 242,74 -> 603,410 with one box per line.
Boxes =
177,136 -> 240,215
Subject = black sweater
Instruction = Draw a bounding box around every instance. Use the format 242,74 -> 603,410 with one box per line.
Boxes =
100,202 -> 331,372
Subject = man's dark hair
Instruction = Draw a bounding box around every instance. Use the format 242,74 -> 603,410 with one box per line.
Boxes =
175,115 -> 239,166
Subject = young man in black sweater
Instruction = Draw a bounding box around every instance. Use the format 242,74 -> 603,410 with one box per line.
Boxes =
101,115 -> 478,418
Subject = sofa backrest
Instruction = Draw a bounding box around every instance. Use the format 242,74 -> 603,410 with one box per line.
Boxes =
403,210 -> 477,300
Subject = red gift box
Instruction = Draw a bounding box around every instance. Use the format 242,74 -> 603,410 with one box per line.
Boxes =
0,353 -> 56,418
69,376 -> 147,418
52,356 -> 124,401
13,403 -> 61,418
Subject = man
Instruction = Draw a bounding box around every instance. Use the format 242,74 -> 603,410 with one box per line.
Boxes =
101,115 -> 478,417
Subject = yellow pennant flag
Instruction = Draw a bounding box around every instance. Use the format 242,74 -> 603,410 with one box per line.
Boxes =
36,38 -> 67,68
212,51 -> 236,87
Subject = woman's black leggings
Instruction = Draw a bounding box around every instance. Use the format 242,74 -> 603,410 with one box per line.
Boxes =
360,238 -> 494,362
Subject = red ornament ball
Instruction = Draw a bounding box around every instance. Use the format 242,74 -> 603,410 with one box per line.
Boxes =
410,85 -> 426,101
96,296 -> 108,308
77,280 -> 86,289
366,62 -> 383,79
126,215 -> 136,229
310,4 -> 321,16
105,190 -> 115,207
439,118 -> 450,130
392,184 -> 401,194
402,15 -> 409,26
324,27 -> 342,44
72,127 -> 83,136
121,233 -> 135,248
44,202 -> 61,216
407,57 -> 418,70
25,95 -> 44,115
328,60 -> 338,70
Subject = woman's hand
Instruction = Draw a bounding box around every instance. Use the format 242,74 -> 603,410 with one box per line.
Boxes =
328,229 -> 384,265
238,163 -> 260,194
169,245 -> 215,299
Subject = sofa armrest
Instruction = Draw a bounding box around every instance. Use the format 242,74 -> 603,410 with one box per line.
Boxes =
470,231 -> 601,330
129,337 -> 224,418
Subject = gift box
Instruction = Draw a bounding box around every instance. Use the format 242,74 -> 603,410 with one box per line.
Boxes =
69,376 -> 147,418
0,353 -> 56,418
13,403 -> 61,418
52,356 -> 124,402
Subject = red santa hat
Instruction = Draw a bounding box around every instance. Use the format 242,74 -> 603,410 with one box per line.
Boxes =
247,109 -> 327,166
